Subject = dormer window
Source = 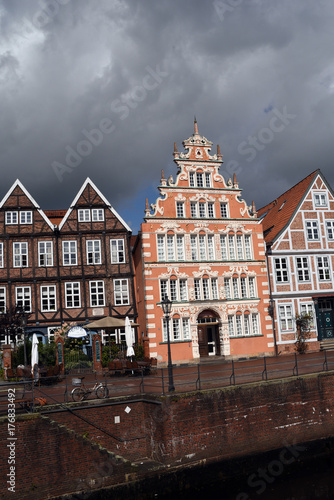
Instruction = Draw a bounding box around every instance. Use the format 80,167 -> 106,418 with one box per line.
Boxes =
78,208 -> 104,222
314,193 -> 327,208
20,211 -> 32,224
92,208 -> 104,221
78,209 -> 91,222
5,211 -> 18,225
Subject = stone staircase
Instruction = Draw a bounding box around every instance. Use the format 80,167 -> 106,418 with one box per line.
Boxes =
320,339 -> 334,351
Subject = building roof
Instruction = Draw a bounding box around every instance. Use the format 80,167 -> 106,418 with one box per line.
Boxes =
44,210 -> 67,226
257,170 -> 319,244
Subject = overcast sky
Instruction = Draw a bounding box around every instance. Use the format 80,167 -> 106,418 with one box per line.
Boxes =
1,0 -> 334,231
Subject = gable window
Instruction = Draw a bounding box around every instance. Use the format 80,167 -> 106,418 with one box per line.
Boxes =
306,221 -> 319,240
41,285 -> 56,312
208,235 -> 215,260
190,236 -> 198,261
205,173 -> 211,187
15,286 -> 31,312
113,279 -> 130,305
167,235 -> 175,261
78,209 -> 91,222
89,280 -> 105,307
13,242 -> 28,268
190,202 -> 197,218
110,239 -> 125,263
5,212 -> 18,225
326,221 -> 334,240
176,235 -> 185,260
220,235 -> 227,260
199,203 -> 206,218
157,235 -> 165,261
65,282 -> 81,308
220,203 -> 228,218
38,241 -> 53,267
224,278 -> 231,299
63,241 -> 77,266
196,172 -> 204,187
87,240 -> 102,265
176,202 -> 185,218
274,257 -> 289,282
208,203 -> 215,218
189,172 -> 195,187
92,208 -> 104,221
314,193 -> 327,208
317,256 -> 331,280
296,257 -> 310,282
244,235 -> 252,259
228,235 -> 236,260
20,211 -> 32,224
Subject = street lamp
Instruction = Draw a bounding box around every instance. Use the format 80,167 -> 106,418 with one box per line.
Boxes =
161,296 -> 175,392
19,310 -> 28,366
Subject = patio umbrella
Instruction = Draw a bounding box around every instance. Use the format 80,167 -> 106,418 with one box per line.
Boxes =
31,333 -> 39,382
125,316 -> 135,358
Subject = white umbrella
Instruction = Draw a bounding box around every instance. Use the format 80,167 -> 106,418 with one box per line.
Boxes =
125,317 -> 135,358
31,334 -> 39,382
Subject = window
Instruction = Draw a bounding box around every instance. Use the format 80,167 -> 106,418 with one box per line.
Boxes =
240,277 -> 247,298
176,202 -> 185,218
20,211 -> 32,224
314,193 -> 327,207
38,241 -> 53,267
228,315 -> 234,336
232,278 -> 239,298
176,235 -> 185,260
191,236 -> 198,261
89,281 -> 105,307
274,258 -> 289,282
78,209 -> 90,222
224,277 -> 257,300
202,279 -> 210,299
13,242 -> 28,268
199,235 -> 206,260
228,235 -> 236,259
5,212 -> 18,225
170,280 -> 177,301
194,278 -> 218,301
0,243 -> 3,268
189,172 -> 195,187
157,235 -> 165,261
190,202 -> 197,218
92,208 -> 104,221
220,203 -> 228,218
194,279 -> 201,300
15,286 -> 31,312
317,256 -> 331,280
244,235 -> 252,259
114,279 -> 129,305
87,240 -> 102,265
326,221 -> 334,240
249,277 -> 256,298
179,280 -> 188,301
196,172 -> 204,187
41,285 -> 56,312
300,303 -> 315,328
205,173 -> 211,187
167,235 -> 175,261
172,318 -> 181,340
160,279 -> 188,302
199,203 -> 206,218
296,257 -> 310,282
236,315 -> 242,336
278,305 -> 293,331
163,318 -> 190,342
63,241 -> 77,266
211,278 -> 218,299
228,313 -> 260,337
252,314 -> 259,335
224,278 -> 231,299
110,239 -> 125,263
65,282 -> 81,308
182,318 -> 191,339
208,203 -> 215,218
0,287 -> 6,312
207,235 -> 215,260
236,235 -> 243,259
220,235 -> 227,260
306,221 -> 319,240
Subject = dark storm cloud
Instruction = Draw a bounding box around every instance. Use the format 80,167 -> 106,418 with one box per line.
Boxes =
1,0 -> 334,230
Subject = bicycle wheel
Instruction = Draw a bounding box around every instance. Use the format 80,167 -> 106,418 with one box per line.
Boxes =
96,386 -> 109,399
72,387 -> 85,402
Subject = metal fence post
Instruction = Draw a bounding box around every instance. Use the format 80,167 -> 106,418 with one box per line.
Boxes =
293,352 -> 299,376
161,368 -> 165,395
65,372 -> 68,402
323,350 -> 328,372
196,364 -> 201,391
140,368 -> 144,394
230,360 -> 235,385
262,357 -> 268,381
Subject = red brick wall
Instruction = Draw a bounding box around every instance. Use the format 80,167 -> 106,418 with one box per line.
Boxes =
2,373 -> 334,499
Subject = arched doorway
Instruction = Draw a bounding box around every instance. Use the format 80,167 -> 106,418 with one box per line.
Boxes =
197,309 -> 220,357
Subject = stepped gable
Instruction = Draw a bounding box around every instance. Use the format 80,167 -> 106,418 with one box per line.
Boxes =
258,170 -> 319,243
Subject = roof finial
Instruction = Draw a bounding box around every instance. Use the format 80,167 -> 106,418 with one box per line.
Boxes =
217,144 -> 221,156
174,142 -> 178,153
161,169 -> 165,180
252,200 -> 256,213
145,198 -> 149,210
194,116 -> 198,135
233,173 -> 237,185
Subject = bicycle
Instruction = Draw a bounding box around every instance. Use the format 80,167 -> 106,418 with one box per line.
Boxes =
71,377 -> 109,402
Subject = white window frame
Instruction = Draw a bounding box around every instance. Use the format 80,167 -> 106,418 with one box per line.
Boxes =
189,172 -> 195,187
278,304 -> 294,332
176,235 -> 185,261
317,256 -> 331,281
220,203 -> 228,218
306,220 -> 319,240
78,209 -> 91,222
92,208 -> 104,221
113,279 -> 130,305
208,203 -> 215,218
15,286 -> 31,312
220,235 -> 228,260
296,257 -> 310,282
13,242 -> 28,268
205,173 -> 211,188
38,241 -> 53,267
89,280 -> 105,307
167,235 -> 175,261
62,241 -> 77,266
0,287 -> 6,312
19,211 -> 32,224
40,285 -> 57,312
326,220 -> 334,240
5,212 -> 18,225
162,317 -> 191,342
87,240 -> 102,265
110,239 -> 125,264
176,202 -> 185,218
190,202 -> 198,218
196,172 -> 204,187
157,235 -> 166,261
228,313 -> 261,337
0,242 -> 3,268
300,303 -> 315,329
274,257 -> 289,283
65,282 -> 81,308
313,192 -> 328,208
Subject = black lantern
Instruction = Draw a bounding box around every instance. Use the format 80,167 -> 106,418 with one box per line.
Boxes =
161,296 -> 174,392
161,297 -> 172,317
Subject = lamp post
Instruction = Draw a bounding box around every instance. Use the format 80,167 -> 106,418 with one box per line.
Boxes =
161,296 -> 175,392
20,310 -> 28,366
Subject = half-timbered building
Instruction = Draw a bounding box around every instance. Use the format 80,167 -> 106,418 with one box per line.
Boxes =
0,178 -> 137,345
258,170 -> 334,352
133,121 -> 274,365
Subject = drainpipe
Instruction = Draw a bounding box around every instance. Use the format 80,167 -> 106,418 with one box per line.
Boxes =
266,244 -> 278,356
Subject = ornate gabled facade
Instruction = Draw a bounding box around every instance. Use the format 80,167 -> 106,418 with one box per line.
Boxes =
0,178 -> 137,345
133,121 -> 274,364
258,170 -> 334,353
